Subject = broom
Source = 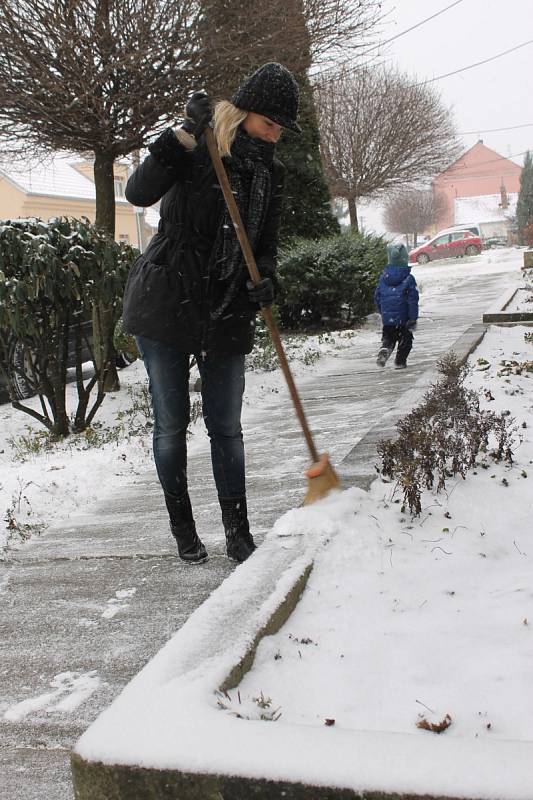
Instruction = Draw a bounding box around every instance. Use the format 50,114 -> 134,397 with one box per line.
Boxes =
205,127 -> 340,504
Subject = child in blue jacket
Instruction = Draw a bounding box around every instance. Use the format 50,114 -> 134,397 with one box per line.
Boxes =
374,243 -> 419,369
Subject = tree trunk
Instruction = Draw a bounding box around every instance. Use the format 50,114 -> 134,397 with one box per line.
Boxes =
93,150 -> 120,392
94,151 -> 116,236
92,302 -> 120,394
348,197 -> 359,232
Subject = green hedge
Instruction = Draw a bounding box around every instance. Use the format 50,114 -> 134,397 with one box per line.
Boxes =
276,231 -> 387,330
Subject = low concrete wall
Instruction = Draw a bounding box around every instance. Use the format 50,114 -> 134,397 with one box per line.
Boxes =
71,537 -> 322,799
482,286 -> 533,324
70,755 -> 459,800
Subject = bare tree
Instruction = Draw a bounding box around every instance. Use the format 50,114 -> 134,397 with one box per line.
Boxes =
384,189 -> 449,247
0,0 -> 383,386
0,0 -> 206,390
0,0 -> 385,227
0,0 -> 206,235
314,67 -> 460,231
198,0 -> 384,99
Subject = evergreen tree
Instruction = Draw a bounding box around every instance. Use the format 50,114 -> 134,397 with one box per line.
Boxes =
197,0 -> 339,243
277,78 -> 340,242
516,151 -> 533,237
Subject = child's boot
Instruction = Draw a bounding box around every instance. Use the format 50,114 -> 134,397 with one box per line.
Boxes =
376,347 -> 391,367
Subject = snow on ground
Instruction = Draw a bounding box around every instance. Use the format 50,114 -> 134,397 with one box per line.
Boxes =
504,286 -> 533,314
4,670 -> 102,722
411,246 -> 522,313
5,245 -> 529,793
234,321 -> 533,744
0,247 -> 525,560
73,303 -> 533,797
0,326 -> 357,555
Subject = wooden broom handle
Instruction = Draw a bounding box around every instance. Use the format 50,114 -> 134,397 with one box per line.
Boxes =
204,127 -> 319,463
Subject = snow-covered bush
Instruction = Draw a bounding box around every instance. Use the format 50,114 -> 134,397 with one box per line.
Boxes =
0,217 -> 135,435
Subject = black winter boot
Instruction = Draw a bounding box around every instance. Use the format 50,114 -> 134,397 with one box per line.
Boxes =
219,497 -> 256,563
376,347 -> 392,367
164,491 -> 208,564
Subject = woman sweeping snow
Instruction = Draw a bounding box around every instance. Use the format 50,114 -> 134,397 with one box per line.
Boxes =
123,63 -> 300,564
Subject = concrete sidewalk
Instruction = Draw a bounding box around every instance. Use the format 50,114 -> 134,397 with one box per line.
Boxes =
0,267 -> 518,800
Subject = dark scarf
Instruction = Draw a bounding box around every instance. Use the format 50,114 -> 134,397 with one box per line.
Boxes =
210,129 -> 274,321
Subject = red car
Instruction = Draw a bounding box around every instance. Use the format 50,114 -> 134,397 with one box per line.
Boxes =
409,229 -> 482,264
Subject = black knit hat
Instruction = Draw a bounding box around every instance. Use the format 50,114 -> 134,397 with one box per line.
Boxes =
231,62 -> 301,133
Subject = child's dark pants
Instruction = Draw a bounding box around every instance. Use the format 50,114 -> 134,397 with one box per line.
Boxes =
381,324 -> 413,365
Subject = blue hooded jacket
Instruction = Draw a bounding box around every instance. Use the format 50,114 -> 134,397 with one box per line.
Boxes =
374,244 -> 419,325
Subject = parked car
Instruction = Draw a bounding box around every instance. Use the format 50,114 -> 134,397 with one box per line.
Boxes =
409,229 -> 482,265
483,235 -> 508,249
448,223 -> 482,238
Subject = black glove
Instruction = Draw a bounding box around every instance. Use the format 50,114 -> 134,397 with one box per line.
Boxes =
247,277 -> 275,308
406,319 -> 417,330
181,91 -> 212,139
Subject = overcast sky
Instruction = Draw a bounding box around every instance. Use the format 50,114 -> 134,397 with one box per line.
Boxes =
347,0 -> 532,233
377,0 -> 532,164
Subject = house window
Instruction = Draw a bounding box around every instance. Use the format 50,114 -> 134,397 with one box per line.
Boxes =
114,177 -> 125,197
119,233 -> 129,243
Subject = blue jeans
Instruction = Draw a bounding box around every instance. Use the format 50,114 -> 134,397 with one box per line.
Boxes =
136,336 -> 246,500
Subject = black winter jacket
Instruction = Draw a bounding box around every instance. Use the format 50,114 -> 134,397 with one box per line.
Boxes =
122,128 -> 285,354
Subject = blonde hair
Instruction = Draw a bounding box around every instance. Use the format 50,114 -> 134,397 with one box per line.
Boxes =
213,100 -> 247,157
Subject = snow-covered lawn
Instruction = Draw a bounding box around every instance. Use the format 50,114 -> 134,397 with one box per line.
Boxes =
504,286 -> 533,314
236,322 -> 533,745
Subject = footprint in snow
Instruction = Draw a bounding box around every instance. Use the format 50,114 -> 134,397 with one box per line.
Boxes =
3,670 -> 102,721
101,587 -> 137,619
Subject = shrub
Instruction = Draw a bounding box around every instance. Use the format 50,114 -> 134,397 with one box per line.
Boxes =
377,353 -> 515,515
276,231 -> 387,330
0,217 -> 136,435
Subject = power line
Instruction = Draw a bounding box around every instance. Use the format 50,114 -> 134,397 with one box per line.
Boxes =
438,172 -> 520,183
362,0 -> 465,55
435,150 -> 527,183
416,38 -> 533,85
458,122 -> 533,135
313,0 -> 465,82
457,149 -> 526,166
